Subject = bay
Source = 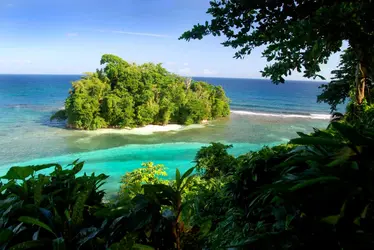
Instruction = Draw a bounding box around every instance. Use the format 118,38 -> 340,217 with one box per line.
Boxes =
0,74 -> 333,192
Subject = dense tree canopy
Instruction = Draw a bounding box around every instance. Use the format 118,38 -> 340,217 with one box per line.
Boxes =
52,55 -> 230,130
180,0 -> 374,107
317,48 -> 357,112
318,47 -> 374,112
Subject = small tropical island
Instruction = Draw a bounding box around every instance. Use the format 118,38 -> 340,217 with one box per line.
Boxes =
51,54 -> 230,130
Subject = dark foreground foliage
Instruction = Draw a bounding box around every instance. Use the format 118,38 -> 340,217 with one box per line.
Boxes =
2,121 -> 374,249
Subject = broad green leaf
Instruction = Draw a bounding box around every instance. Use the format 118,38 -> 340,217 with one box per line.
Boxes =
327,157 -> 348,167
143,184 -> 176,205
72,189 -> 91,225
71,158 -> 80,165
181,167 -> 195,181
1,167 -> 34,180
0,180 -> 16,193
31,163 -> 61,172
321,215 -> 340,225
9,240 -> 45,250
23,181 -> 28,197
108,243 -> 122,250
331,122 -> 373,146
53,237 -> 66,250
327,147 -> 354,167
340,201 -> 347,216
296,132 -> 309,137
64,209 -> 71,222
290,137 -> 342,147
110,216 -> 125,229
0,228 -> 13,244
132,244 -> 155,250
199,220 -> 212,237
180,175 -> 195,192
351,161 -> 359,170
285,215 -> 294,230
175,169 -> 181,189
96,173 -> 109,181
354,217 -> 360,226
34,175 -> 47,206
361,204 -> 370,218
289,176 -> 340,191
78,227 -> 102,247
72,161 -> 84,174
18,216 -> 55,236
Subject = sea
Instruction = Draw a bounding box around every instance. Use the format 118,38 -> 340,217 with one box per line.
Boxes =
0,75 -> 338,193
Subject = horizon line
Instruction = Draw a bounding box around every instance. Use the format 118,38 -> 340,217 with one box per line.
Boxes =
0,73 -> 328,82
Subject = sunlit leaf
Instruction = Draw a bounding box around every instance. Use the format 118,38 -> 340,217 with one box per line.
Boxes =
18,216 -> 55,236
176,168 -> 181,189
321,215 -> 340,225
1,167 -> 34,180
199,220 -> 212,237
132,244 -> 155,250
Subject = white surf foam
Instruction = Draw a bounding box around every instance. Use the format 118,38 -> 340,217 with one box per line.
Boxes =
230,110 -> 331,120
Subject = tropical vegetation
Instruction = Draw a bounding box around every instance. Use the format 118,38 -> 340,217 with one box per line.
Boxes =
51,55 -> 230,130
180,0 -> 374,117
2,123 -> 374,249
3,0 -> 374,249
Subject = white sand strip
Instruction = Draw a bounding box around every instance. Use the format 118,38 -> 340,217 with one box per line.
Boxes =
78,124 -> 206,136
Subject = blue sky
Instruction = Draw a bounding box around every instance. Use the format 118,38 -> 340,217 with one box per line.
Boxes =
0,0 -> 341,79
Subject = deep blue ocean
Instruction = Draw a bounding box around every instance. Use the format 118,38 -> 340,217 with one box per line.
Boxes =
0,74 -> 334,192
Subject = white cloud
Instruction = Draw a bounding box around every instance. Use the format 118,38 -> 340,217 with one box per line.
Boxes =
67,33 -> 78,37
183,62 -> 189,66
178,67 -> 191,75
6,3 -> 13,7
96,29 -> 170,38
203,69 -> 218,75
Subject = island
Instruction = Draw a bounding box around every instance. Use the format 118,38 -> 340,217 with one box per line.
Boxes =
51,54 -> 230,130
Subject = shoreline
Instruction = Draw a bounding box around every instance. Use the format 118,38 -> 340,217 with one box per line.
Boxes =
77,123 -> 207,136
230,110 -> 331,120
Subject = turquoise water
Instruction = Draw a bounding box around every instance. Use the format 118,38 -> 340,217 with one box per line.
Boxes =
0,75 -> 333,193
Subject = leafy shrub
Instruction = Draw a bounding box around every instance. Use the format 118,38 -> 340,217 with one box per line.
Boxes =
0,160 -> 108,249
194,142 -> 237,179
3,123 -> 374,249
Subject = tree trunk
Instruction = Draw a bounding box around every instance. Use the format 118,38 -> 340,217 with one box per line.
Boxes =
356,61 -> 367,105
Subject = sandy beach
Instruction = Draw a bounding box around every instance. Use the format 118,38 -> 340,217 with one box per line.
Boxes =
78,124 -> 206,136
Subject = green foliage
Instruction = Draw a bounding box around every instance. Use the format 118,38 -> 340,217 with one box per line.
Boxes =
180,0 -> 374,116
4,122 -> 374,249
194,142 -> 237,179
51,55 -> 230,130
0,160 -> 108,249
179,5 -> 374,246
180,0 -> 374,81
63,73 -> 109,130
119,162 -> 168,198
101,92 -> 135,127
50,110 -> 67,122
317,48 -> 357,112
